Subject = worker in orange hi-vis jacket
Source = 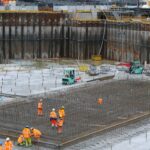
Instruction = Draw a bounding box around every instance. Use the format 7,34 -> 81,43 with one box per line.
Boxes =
22,126 -> 32,147
58,106 -> 65,122
50,108 -> 57,127
17,134 -> 25,146
97,98 -> 103,112
98,98 -> 103,105
37,99 -> 43,116
30,127 -> 42,140
3,137 -> 13,150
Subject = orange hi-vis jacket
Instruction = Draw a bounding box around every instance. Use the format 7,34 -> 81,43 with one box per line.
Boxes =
32,129 -> 42,139
22,128 -> 31,139
98,98 -> 103,105
50,111 -> 57,118
57,119 -> 64,127
4,141 -> 13,150
38,102 -> 43,109
58,109 -> 65,118
18,135 -> 24,144
0,145 -> 2,150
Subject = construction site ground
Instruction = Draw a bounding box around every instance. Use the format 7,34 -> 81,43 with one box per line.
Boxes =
66,117 -> 150,150
0,60 -> 150,149
0,79 -> 150,147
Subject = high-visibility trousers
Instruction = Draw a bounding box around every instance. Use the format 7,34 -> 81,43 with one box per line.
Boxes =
25,138 -> 32,147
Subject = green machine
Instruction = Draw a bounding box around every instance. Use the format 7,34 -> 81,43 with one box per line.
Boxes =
62,68 -> 76,85
129,61 -> 144,74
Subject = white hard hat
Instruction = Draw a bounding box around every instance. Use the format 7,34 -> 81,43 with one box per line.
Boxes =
40,99 -> 43,101
6,137 -> 10,141
52,108 -> 55,111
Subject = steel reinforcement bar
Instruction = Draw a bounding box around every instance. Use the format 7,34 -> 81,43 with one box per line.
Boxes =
0,111 -> 150,149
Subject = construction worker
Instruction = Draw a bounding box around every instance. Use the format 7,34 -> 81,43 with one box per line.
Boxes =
30,127 -> 42,140
17,134 -> 25,146
97,98 -> 103,112
37,99 -> 43,116
57,118 -> 64,134
97,98 -> 103,105
0,142 -> 3,150
50,108 -> 57,127
22,125 -> 32,147
4,137 -> 13,150
58,106 -> 65,122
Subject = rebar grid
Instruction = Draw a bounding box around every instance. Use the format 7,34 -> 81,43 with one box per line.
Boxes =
0,79 -> 149,144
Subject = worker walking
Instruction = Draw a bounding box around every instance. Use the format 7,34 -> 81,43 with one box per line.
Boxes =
4,137 -> 13,150
30,127 -> 42,140
22,126 -> 32,147
37,99 -> 43,116
17,134 -> 25,146
50,108 -> 57,127
58,106 -> 65,122
0,142 -> 3,150
57,118 -> 64,134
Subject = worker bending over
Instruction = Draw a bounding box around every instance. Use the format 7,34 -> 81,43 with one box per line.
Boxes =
30,127 -> 42,140
58,106 -> 65,122
37,99 -> 43,116
4,137 -> 13,150
17,134 -> 25,146
50,108 -> 57,127
22,126 -> 32,147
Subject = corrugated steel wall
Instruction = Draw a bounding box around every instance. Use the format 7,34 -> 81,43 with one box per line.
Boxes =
0,12 -> 104,61
106,21 -> 150,63
0,12 -> 149,63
